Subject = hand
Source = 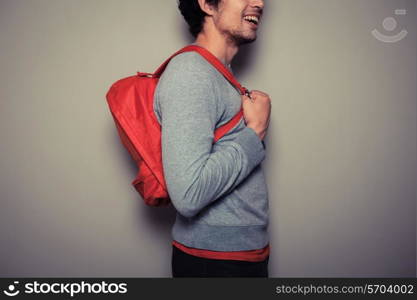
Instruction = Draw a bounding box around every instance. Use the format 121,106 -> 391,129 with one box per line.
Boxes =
241,90 -> 271,140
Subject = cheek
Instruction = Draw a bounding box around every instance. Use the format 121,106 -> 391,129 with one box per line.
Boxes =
218,13 -> 241,28
229,13 -> 244,28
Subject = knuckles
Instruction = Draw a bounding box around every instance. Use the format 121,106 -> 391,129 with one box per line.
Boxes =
250,90 -> 270,101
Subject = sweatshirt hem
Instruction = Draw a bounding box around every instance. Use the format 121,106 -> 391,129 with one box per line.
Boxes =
172,215 -> 269,252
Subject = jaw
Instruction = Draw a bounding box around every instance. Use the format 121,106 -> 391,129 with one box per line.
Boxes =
226,27 -> 258,46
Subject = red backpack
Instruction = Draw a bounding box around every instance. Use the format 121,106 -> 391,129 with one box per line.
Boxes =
106,45 -> 249,207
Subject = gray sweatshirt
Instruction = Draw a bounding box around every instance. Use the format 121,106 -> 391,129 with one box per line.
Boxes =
153,51 -> 269,251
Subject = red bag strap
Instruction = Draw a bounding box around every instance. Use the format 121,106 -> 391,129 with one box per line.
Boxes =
213,109 -> 243,143
153,45 -> 249,96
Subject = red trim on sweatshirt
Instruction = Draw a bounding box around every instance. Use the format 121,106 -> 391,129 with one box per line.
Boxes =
172,240 -> 269,262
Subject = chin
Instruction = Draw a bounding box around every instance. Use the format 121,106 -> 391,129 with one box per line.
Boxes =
235,35 -> 257,46
226,30 -> 258,46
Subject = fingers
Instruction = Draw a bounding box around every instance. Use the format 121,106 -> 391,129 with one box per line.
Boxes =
250,90 -> 270,98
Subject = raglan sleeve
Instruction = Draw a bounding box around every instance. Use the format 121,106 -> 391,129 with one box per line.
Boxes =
154,55 -> 266,218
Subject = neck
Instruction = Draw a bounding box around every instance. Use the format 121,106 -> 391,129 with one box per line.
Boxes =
194,30 -> 239,67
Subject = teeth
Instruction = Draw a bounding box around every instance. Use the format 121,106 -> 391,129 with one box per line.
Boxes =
243,15 -> 259,24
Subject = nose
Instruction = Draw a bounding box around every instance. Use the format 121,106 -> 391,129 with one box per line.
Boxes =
250,0 -> 264,10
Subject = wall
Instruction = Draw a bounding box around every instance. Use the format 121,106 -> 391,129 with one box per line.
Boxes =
0,0 -> 415,277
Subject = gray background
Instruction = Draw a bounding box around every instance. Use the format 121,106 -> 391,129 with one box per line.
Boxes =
0,0 -> 415,277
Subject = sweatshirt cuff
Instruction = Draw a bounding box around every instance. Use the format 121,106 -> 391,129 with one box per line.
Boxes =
232,126 -> 266,170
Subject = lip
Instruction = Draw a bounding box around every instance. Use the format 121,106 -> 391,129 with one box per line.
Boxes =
244,19 -> 259,29
243,12 -> 262,20
243,13 -> 261,18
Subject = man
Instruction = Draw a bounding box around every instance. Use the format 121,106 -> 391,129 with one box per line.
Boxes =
153,0 -> 271,277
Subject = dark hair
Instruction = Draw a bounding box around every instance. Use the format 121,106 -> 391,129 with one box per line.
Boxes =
178,0 -> 221,37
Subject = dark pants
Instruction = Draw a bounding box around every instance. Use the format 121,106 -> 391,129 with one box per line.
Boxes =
171,245 -> 269,278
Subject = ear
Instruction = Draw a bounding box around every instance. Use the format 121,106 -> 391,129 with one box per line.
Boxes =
197,0 -> 217,16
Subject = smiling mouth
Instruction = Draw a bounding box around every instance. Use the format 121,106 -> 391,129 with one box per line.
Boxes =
243,15 -> 260,26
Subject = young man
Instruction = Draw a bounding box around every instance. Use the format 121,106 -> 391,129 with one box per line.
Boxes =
153,0 -> 271,277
